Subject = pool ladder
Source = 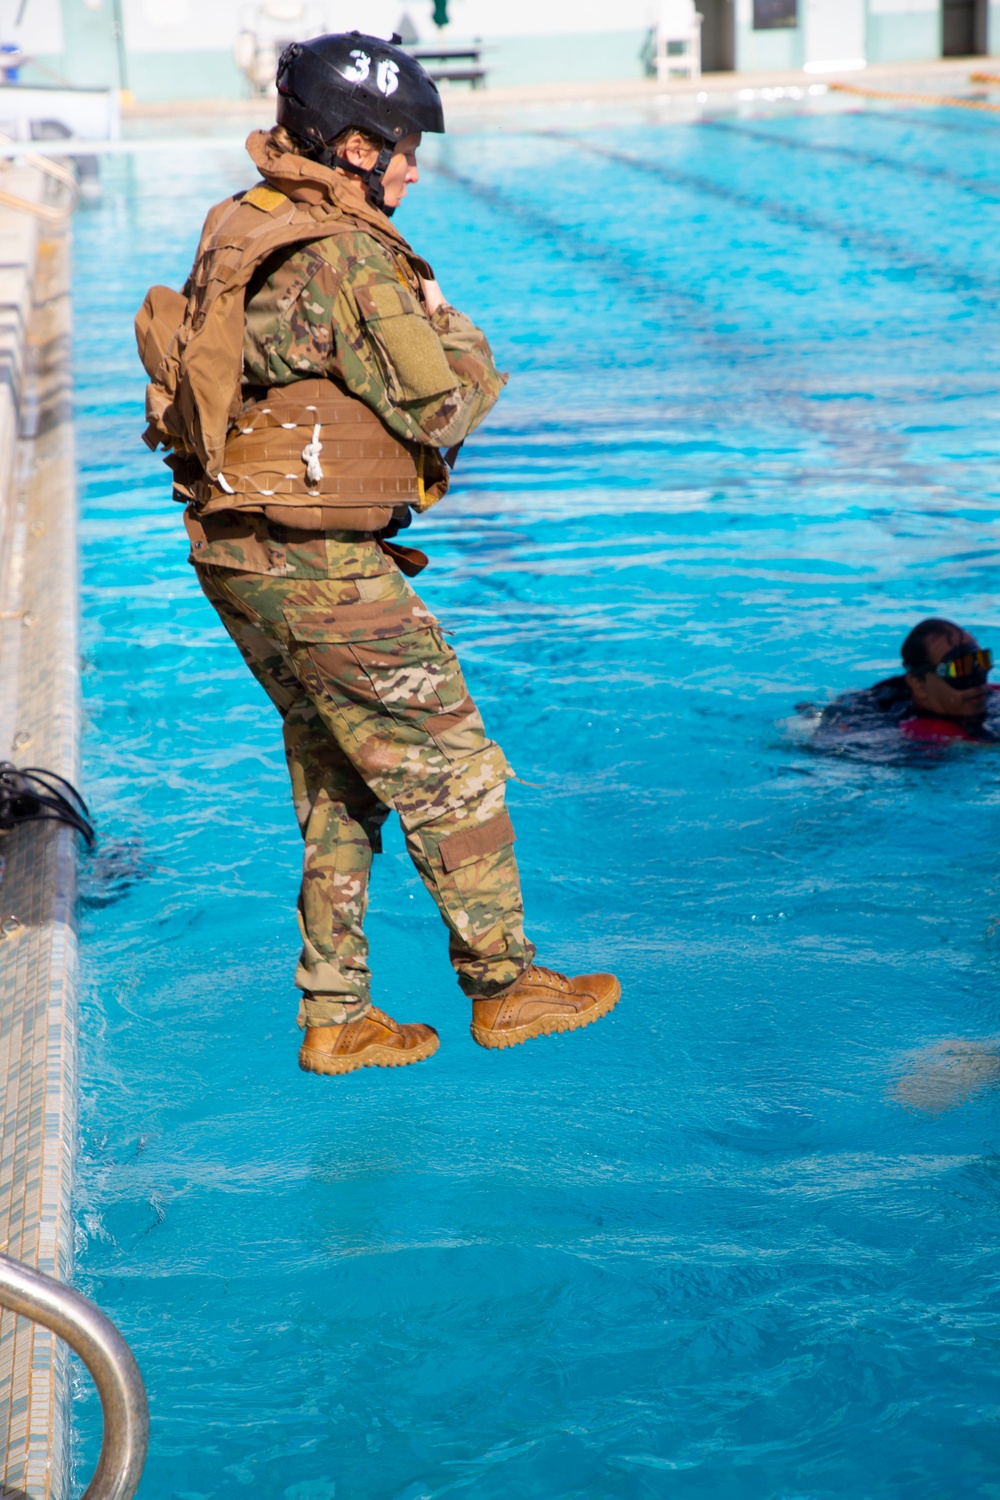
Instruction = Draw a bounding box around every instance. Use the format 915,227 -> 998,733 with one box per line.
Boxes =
0,1253 -> 148,1499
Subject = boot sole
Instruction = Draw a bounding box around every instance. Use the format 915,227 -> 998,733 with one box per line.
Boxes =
298,1032 -> 440,1076
470,980 -> 621,1051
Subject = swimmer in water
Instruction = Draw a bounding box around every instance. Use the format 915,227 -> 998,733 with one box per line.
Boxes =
815,617 -> 998,746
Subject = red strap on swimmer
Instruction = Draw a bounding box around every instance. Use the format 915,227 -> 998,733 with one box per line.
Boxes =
900,715 -> 975,741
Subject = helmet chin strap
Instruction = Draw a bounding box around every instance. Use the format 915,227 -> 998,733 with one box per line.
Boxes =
330,146 -> 396,215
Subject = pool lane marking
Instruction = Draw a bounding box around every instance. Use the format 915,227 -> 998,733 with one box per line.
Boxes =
424,157 -> 763,365
527,132 -> 997,302
863,107 -> 1000,140
426,152 -> 998,408
426,152 -> 992,353
423,160 -> 994,498
700,119 -> 1000,203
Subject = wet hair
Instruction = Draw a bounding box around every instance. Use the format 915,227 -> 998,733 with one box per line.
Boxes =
901,617 -> 962,676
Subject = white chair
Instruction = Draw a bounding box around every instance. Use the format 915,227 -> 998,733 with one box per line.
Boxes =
234,0 -> 328,95
653,0 -> 702,81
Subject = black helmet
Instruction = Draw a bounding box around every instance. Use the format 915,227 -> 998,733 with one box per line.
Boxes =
276,32 -> 444,212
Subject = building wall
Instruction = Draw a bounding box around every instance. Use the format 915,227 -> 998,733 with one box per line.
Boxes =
122,50 -> 247,99
867,0 -> 940,63
34,5 -> 114,91
734,0 -> 804,72
478,31 -> 648,89
12,0 -> 1000,102
732,0 -> 947,71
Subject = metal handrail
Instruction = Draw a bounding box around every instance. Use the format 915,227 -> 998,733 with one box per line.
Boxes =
0,1254 -> 148,1500
0,130 -> 81,220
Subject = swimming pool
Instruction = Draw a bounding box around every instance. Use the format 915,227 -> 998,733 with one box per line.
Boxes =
72,101 -> 1000,1498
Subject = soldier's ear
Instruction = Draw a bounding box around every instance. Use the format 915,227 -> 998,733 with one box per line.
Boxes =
341,133 -> 377,169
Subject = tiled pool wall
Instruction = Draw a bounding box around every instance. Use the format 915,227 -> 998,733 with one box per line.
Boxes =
0,171 -> 79,1500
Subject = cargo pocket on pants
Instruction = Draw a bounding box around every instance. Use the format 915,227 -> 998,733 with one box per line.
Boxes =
435,809 -> 516,872
284,594 -> 468,728
343,629 -> 467,724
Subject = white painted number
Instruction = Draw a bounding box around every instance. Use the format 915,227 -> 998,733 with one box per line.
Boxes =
376,58 -> 400,95
342,49 -> 371,83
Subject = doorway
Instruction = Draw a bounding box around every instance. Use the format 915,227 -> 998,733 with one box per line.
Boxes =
942,0 -> 988,54
804,0 -> 865,67
696,0 -> 736,72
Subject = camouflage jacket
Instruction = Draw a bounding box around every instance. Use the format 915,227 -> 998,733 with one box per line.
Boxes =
243,237 -> 503,453
185,131 -> 505,576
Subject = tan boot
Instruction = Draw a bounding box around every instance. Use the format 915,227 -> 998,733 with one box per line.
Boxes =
299,1006 -> 439,1076
470,965 -> 621,1050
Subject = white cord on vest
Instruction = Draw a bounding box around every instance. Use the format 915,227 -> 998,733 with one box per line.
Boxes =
302,422 -> 324,486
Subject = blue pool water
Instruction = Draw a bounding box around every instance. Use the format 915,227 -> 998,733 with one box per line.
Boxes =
73,103 -> 1000,1498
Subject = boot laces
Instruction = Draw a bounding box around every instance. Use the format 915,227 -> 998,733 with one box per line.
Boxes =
532,964 -> 570,987
368,1006 -> 400,1032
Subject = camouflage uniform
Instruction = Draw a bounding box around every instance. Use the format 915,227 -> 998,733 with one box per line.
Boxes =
186,177 -> 534,1028
242,235 -> 500,452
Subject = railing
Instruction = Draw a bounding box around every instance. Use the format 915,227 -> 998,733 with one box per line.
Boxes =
0,131 -> 80,220
0,1254 -> 148,1500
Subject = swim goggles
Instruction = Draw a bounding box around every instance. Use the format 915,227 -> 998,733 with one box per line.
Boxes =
934,646 -> 993,687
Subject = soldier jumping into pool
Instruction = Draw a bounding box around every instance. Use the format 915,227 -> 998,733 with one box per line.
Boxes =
136,33 -> 620,1075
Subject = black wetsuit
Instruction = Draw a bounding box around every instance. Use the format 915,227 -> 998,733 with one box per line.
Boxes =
817,677 -> 999,743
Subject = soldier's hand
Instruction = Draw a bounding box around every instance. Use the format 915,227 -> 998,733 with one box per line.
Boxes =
419,277 -> 446,315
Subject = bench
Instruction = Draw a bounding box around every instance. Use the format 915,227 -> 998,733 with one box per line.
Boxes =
407,45 -> 488,90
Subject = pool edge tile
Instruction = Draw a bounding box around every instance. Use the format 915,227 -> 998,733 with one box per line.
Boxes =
0,180 -> 78,1500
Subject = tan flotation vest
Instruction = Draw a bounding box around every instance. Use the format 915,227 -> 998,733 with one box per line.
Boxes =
137,132 -> 447,533
192,377 -> 430,534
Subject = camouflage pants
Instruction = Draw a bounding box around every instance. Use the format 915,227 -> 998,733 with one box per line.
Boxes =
195,559 -> 534,1027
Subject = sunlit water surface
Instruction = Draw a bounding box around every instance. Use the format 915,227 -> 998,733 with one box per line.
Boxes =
72,104 -> 1000,1498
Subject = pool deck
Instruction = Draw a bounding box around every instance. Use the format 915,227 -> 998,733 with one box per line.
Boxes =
0,166 -> 78,1500
119,55 -> 996,127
